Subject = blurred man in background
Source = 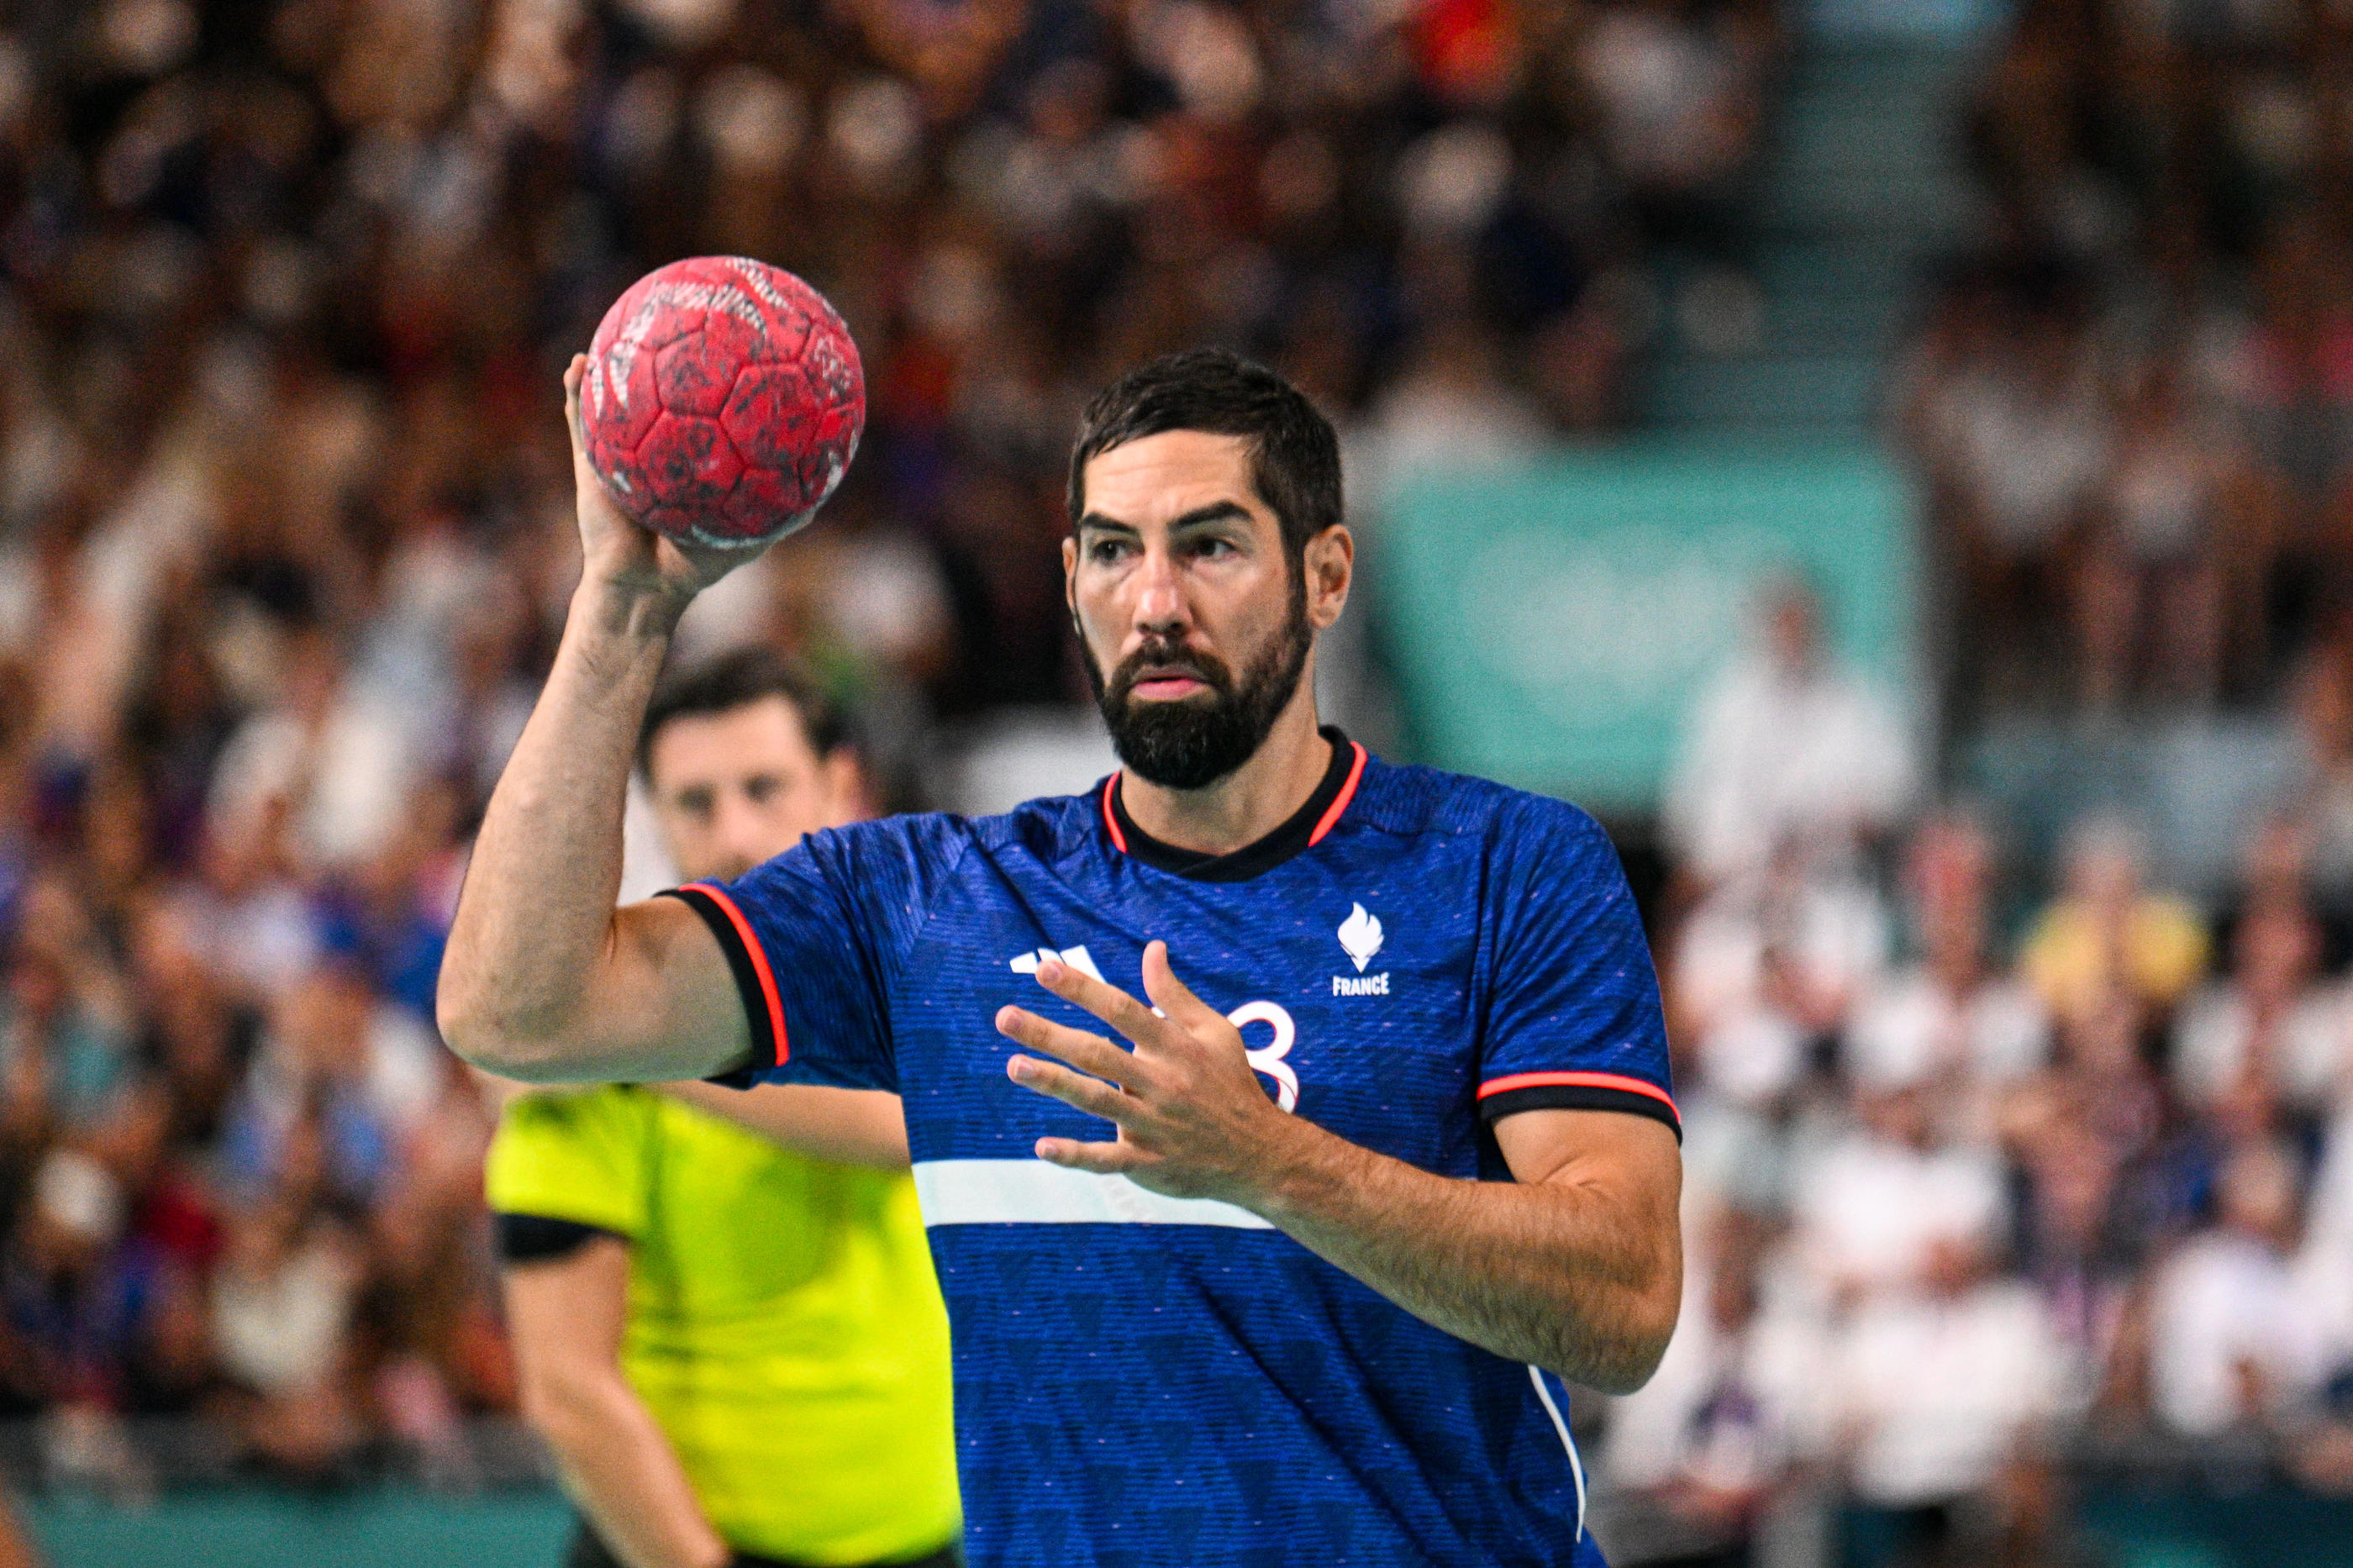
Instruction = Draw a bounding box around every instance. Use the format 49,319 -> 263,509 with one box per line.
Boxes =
484,648 -> 958,1568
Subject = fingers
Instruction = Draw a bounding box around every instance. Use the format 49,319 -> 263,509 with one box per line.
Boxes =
1034,955 -> 1171,1047
995,1006 -> 1146,1088
1034,1137 -> 1141,1174
1139,940 -> 1223,1032
1004,1055 -> 1133,1122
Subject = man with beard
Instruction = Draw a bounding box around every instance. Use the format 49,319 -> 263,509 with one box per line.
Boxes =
441,347 -> 1684,1568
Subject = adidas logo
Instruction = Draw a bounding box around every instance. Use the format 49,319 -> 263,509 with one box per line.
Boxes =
1008,944 -> 1106,982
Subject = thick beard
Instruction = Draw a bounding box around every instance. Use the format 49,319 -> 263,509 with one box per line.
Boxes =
1084,585 -> 1312,792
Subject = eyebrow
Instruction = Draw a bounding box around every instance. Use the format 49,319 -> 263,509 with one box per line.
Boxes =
1076,500 -> 1254,536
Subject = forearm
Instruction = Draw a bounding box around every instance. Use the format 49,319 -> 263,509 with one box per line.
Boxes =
439,580 -> 679,1069
529,1367 -> 729,1568
1248,1121 -> 1680,1393
652,1082 -> 911,1170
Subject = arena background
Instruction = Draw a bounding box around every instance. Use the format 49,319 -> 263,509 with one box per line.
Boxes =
1,0 -> 2349,1563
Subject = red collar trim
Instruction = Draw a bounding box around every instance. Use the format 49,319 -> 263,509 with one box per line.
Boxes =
1100,733 -> 1365,881
1101,775 -> 1128,853
1308,742 -> 1368,847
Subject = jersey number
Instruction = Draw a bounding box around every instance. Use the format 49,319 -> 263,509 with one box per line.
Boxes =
1228,1002 -> 1299,1113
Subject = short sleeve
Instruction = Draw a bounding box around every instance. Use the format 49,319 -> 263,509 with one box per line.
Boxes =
661,813 -> 973,1093
484,1086 -> 651,1237
1476,797 -> 1678,1140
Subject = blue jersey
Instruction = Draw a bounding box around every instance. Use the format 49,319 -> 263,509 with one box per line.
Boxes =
664,734 -> 1677,1568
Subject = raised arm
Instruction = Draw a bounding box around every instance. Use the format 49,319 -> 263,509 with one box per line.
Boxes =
437,359 -> 751,1084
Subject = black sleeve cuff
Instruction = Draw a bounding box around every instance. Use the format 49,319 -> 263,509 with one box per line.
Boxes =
658,886 -> 782,1089
1478,1082 -> 1682,1143
494,1212 -> 624,1264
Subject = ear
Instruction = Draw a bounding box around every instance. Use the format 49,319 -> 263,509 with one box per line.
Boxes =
1303,525 -> 1354,632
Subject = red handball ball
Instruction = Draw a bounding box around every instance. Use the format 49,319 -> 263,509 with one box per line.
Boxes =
579,255 -> 864,550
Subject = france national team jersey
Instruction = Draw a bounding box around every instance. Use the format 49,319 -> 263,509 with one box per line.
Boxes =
664,731 -> 1677,1568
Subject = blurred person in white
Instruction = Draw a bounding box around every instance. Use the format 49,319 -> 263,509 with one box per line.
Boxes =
1675,839 -> 1890,1048
1845,813 -> 2050,1129
2171,863 -> 2345,1116
1790,1068 -> 2006,1306
1598,1213 -> 1824,1568
1933,315 -> 2112,613
1571,0 -> 1771,205
11,336 -> 256,773
1355,313 -> 1549,493
2294,1097 -> 2353,1423
2145,1139 -> 2327,1439
167,787 -> 321,1009
2076,351 -> 2248,708
1671,839 -> 1895,1228
1672,843 -> 1889,1217
1687,949 -> 1814,1116
204,621 -> 418,877
1830,1231 -> 2064,1568
1663,575 -> 1916,892
208,1176 -> 368,1481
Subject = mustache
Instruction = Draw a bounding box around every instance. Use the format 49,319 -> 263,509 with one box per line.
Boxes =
1106,640 -> 1234,702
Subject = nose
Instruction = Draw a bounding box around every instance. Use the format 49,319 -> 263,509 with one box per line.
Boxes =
1132,543 -> 1188,637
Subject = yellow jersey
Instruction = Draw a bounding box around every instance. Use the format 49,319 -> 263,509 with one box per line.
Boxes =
485,1086 -> 959,1565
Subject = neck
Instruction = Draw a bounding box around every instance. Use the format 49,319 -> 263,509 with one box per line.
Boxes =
1119,679 -> 1331,857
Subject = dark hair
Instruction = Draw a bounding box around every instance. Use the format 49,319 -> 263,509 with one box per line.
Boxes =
1066,348 -> 1343,558
637,645 -> 846,780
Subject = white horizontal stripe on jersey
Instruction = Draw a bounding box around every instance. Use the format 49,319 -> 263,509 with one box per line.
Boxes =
913,1159 -> 1276,1229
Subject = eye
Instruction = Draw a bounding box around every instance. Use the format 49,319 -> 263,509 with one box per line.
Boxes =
1187,534 -> 1239,560
1086,537 -> 1134,565
744,775 -> 781,803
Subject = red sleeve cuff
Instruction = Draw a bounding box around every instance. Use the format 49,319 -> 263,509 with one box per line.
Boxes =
661,884 -> 788,1087
1477,1071 -> 1681,1142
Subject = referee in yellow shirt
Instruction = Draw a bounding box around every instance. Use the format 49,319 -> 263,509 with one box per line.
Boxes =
486,648 -> 959,1568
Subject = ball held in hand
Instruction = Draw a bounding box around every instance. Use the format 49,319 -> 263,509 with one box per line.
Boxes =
579,256 -> 865,550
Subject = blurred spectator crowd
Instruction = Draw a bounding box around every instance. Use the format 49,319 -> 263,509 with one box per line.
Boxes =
8,0 -> 2353,1562
0,0 -> 1785,1496
1899,0 -> 2353,719
1609,572 -> 2353,1565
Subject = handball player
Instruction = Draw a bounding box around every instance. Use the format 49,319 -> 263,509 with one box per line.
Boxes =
443,347 -> 1683,1567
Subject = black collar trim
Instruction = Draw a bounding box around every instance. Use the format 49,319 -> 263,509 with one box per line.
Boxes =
1103,728 -> 1365,883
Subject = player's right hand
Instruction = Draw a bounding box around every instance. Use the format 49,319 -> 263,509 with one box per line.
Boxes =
563,354 -> 744,610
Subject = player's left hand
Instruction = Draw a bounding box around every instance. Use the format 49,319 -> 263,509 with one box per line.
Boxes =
997,939 -> 1308,1204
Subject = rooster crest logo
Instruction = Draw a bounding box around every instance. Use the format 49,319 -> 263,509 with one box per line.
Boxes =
1337,903 -> 1384,973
